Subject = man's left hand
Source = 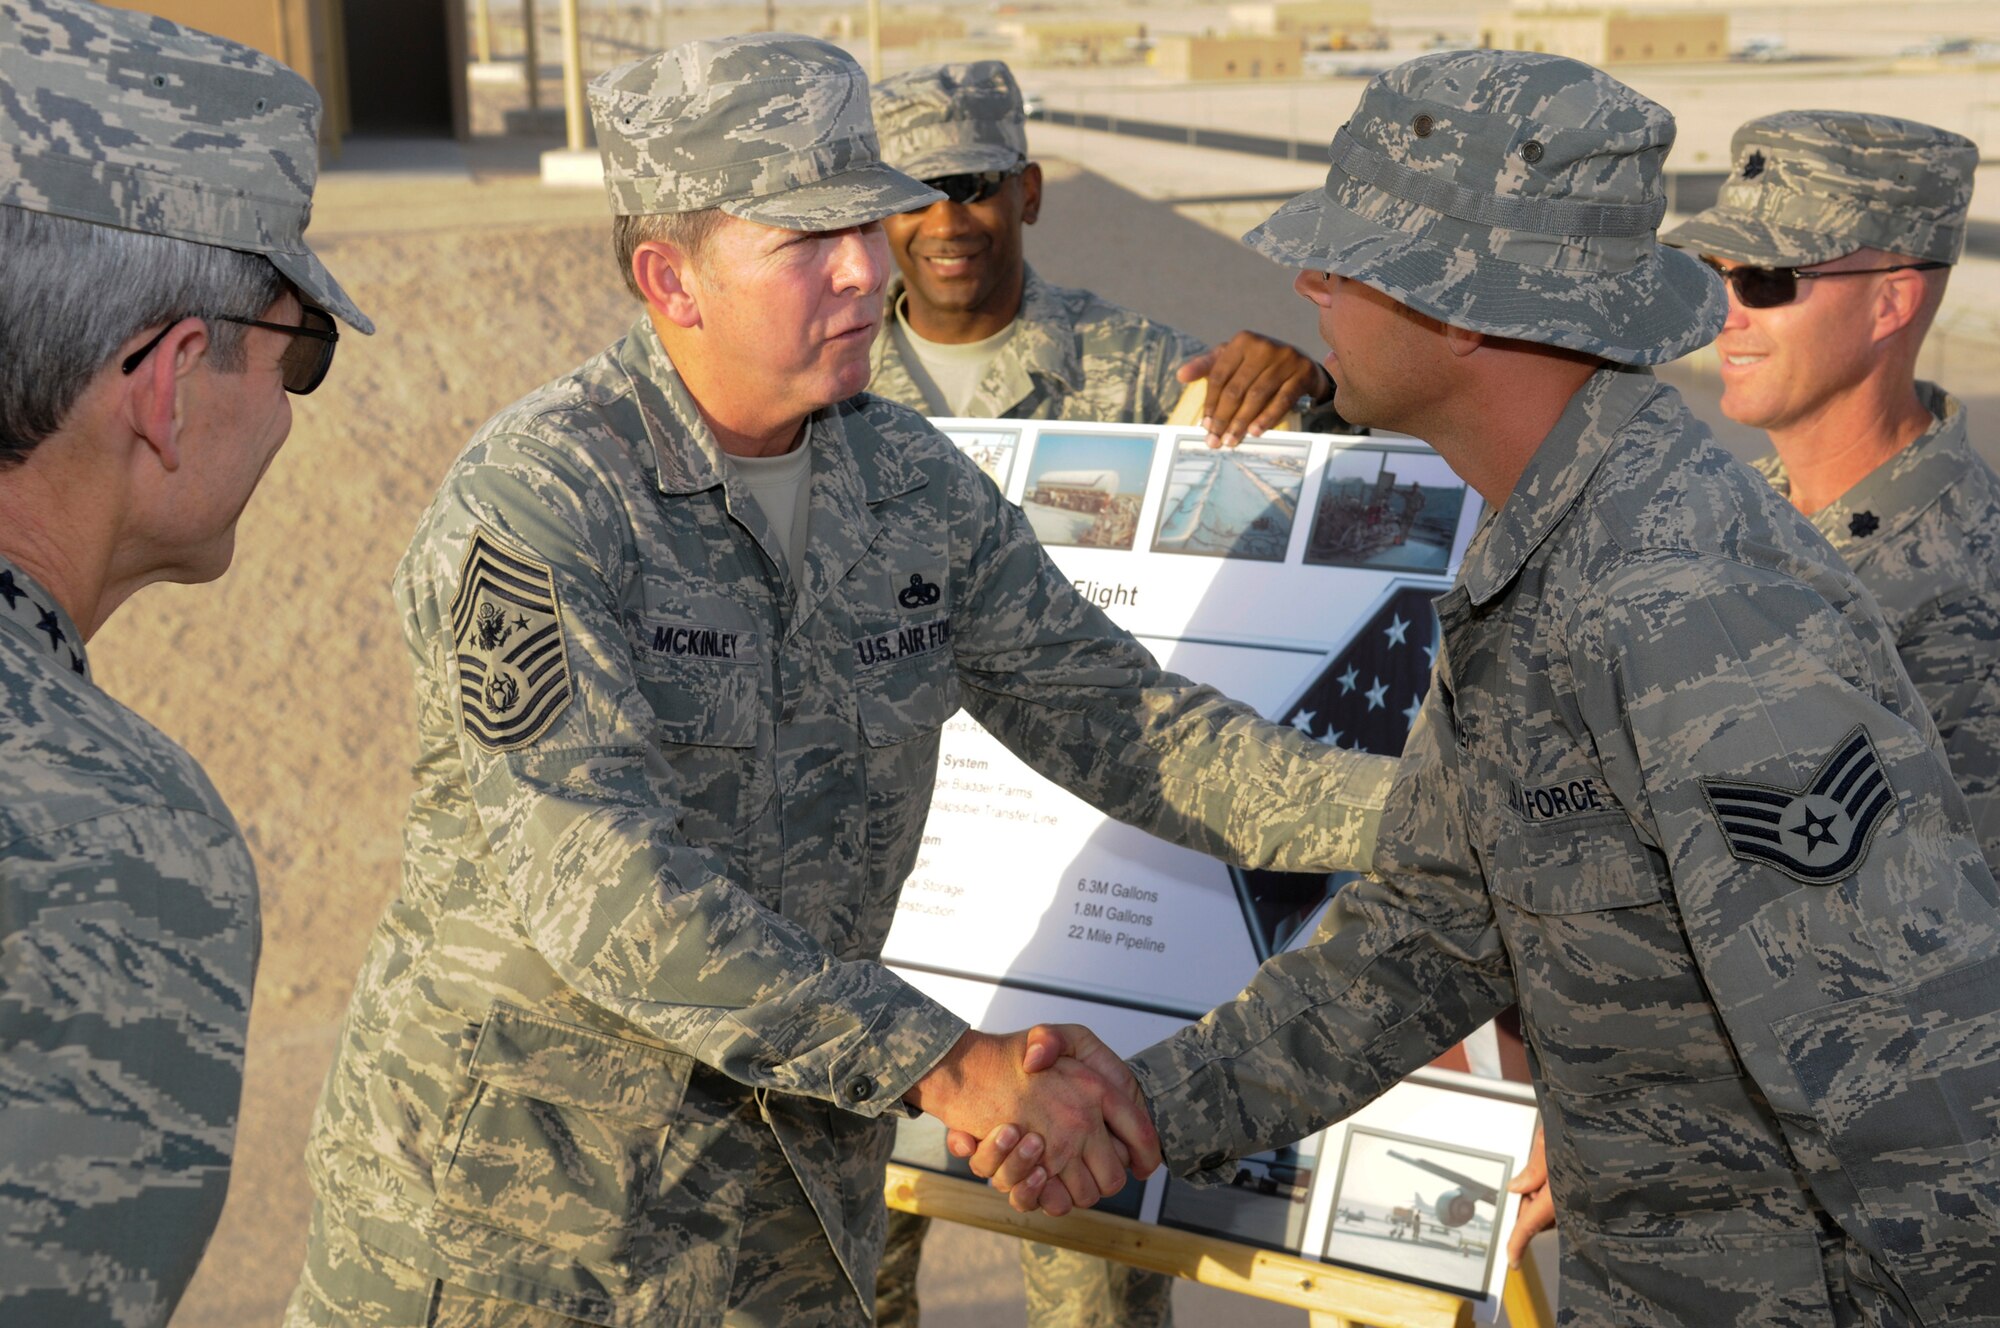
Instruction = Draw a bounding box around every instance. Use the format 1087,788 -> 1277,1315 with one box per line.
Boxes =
1177,332 -> 1331,450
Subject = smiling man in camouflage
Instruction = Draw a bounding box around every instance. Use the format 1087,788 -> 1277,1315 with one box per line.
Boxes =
973,51 -> 2000,1325
0,2 -> 369,1324
868,60 -> 1343,456
1664,113 -> 2000,871
287,33 -> 1396,1327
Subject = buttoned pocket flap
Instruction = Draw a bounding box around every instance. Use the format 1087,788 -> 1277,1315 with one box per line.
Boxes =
1488,822 -> 1666,914
468,1005 -> 691,1128
855,633 -> 961,747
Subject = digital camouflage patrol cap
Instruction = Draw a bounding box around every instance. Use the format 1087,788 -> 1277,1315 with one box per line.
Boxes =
872,60 -> 1029,180
1661,111 -> 1978,267
1245,50 -> 1723,365
589,33 -> 942,230
0,0 -> 372,333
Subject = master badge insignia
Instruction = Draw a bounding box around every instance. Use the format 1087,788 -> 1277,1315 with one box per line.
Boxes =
1700,726 -> 1896,885
451,529 -> 572,752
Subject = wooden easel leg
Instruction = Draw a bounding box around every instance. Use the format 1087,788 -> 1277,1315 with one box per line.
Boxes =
1308,1315 -> 1360,1328
1502,1240 -> 1555,1328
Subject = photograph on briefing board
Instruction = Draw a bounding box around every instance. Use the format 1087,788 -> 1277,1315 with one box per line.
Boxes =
1322,1126 -> 1512,1299
1150,435 -> 1310,561
944,425 -> 1023,492
1158,1137 -> 1320,1253
1304,446 -> 1469,574
1018,430 -> 1157,550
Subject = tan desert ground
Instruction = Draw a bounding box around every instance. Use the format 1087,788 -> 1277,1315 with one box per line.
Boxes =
83,10 -> 2000,1321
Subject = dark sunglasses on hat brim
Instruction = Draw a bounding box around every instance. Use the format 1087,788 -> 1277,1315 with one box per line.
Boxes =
120,302 -> 340,395
913,165 -> 1025,208
1700,255 -> 1952,309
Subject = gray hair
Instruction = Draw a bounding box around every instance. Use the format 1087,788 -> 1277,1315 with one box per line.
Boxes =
0,206 -> 289,468
613,208 -> 724,300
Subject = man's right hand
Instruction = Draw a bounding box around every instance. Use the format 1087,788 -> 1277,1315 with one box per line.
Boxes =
945,1023 -> 1158,1215
905,1027 -> 1159,1214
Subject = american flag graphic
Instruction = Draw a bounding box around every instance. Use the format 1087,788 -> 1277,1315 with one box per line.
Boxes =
1231,583 -> 1444,960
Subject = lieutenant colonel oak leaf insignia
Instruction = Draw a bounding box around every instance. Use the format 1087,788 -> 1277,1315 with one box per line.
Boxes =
450,529 -> 572,753
1699,726 -> 1897,886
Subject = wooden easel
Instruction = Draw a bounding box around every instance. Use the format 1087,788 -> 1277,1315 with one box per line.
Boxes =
885,1164 -> 1553,1328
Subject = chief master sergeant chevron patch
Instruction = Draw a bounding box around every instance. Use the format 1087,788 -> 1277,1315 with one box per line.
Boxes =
1700,726 -> 1897,885
451,529 -> 573,751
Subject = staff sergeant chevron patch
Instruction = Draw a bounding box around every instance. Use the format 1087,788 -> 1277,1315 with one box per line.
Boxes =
451,529 -> 572,752
1700,726 -> 1897,885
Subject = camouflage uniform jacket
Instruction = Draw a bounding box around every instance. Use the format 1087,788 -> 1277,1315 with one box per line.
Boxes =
0,556 -> 261,1328
1752,384 -> 2000,874
305,316 -> 1396,1326
1129,367 -> 2000,1326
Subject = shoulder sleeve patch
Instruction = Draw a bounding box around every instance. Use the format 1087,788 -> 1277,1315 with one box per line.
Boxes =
449,528 -> 574,753
1699,725 -> 1897,886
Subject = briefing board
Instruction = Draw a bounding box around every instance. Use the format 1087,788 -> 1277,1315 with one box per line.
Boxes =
882,419 -> 1538,1318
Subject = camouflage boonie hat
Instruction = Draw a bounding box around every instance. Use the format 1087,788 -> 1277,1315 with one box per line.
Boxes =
1245,50 -> 1722,366
1662,111 -> 1978,267
589,33 -> 942,230
872,60 -> 1029,180
0,0 -> 372,333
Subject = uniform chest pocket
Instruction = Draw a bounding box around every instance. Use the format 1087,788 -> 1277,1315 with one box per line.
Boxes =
853,616 -> 961,747
630,614 -> 762,750
1489,819 -> 1740,1098
852,627 -> 962,953
433,1004 -> 693,1268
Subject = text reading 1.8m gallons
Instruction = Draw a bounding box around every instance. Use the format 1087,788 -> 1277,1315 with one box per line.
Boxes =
1069,877 -> 1166,952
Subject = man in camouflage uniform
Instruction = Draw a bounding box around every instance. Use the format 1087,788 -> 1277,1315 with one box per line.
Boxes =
1506,109 -> 2000,1268
976,51 -> 2000,1326
869,60 -> 1345,448
1664,113 -> 2000,871
0,2 -> 369,1324
867,59 -> 1362,1328
288,34 -> 1394,1328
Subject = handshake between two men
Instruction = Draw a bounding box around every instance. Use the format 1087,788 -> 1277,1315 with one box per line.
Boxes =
907,1025 -> 1149,1217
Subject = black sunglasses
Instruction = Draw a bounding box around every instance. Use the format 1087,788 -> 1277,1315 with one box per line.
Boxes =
919,167 -> 1023,207
120,303 -> 340,395
1701,256 -> 1951,309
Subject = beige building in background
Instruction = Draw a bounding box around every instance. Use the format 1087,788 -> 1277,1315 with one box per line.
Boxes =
823,9 -> 967,49
1000,16 -> 1147,64
1152,32 -> 1306,80
1480,7 -> 1728,64
1225,2 -> 1373,40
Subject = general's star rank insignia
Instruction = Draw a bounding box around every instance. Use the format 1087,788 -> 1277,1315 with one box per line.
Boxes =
1700,726 -> 1896,885
451,529 -> 572,752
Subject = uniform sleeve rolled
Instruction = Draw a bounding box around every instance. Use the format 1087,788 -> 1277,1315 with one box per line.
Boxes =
408,433 -> 963,1115
943,450 -> 1395,874
1127,694 -> 1513,1179
0,805 -> 258,1328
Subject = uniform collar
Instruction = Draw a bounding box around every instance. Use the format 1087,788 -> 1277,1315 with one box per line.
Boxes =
872,264 -> 1084,415
1761,383 -> 1971,563
1460,365 -> 1660,607
0,553 -> 90,682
